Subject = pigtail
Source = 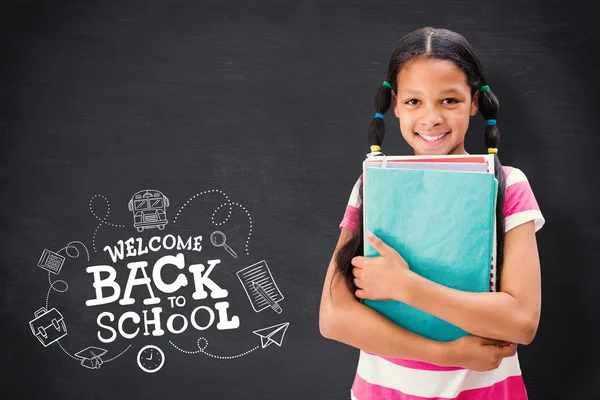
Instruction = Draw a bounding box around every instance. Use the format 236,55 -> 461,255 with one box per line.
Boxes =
329,27 -> 508,298
477,86 -> 507,290
331,77 -> 395,295
368,79 -> 394,150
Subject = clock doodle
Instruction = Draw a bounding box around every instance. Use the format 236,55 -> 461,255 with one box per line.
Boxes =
137,345 -> 165,373
29,189 -> 290,374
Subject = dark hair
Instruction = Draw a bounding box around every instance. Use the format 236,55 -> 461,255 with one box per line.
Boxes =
332,27 -> 506,295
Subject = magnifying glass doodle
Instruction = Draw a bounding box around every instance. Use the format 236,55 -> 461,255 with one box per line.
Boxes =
210,231 -> 238,258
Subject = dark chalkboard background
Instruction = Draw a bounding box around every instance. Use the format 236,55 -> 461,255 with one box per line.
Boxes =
1,0 -> 598,399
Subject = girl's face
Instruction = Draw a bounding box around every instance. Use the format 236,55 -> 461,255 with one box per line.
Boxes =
392,56 -> 479,156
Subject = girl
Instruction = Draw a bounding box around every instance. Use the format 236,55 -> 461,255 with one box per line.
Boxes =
319,27 -> 545,400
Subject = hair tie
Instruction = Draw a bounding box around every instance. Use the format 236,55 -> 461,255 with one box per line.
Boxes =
479,85 -> 490,92
486,119 -> 496,126
374,113 -> 384,120
382,81 -> 393,89
488,148 -> 498,154
370,145 -> 381,152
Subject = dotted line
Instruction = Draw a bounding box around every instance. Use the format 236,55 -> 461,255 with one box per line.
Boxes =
57,341 -> 79,361
172,190 -> 253,256
43,240 -> 129,367
230,202 -> 253,256
92,223 -> 103,254
211,201 -> 233,227
45,275 -> 68,310
56,341 -> 131,364
45,241 -> 90,308
169,338 -> 259,360
89,195 -> 125,227
103,345 -> 132,363
89,194 -> 125,253
59,241 -> 91,262
173,189 -> 229,223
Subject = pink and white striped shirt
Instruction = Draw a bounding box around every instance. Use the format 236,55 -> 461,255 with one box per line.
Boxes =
339,166 -> 545,400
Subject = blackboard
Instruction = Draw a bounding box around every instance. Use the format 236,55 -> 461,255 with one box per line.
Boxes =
1,0 -> 598,399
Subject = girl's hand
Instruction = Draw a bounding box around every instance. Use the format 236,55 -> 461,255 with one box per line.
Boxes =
351,232 -> 411,301
446,335 -> 518,372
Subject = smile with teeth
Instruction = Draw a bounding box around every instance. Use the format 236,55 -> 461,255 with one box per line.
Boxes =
416,132 -> 449,142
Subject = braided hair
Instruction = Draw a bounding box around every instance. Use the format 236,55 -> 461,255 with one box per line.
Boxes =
332,27 -> 506,295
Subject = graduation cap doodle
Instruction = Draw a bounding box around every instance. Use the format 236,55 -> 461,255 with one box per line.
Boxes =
74,346 -> 107,369
252,322 -> 289,349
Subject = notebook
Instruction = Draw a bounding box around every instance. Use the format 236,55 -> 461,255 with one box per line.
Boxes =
363,154 -> 498,293
236,260 -> 284,313
361,154 -> 498,342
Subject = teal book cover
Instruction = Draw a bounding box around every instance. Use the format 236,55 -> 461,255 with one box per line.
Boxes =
362,168 -> 498,342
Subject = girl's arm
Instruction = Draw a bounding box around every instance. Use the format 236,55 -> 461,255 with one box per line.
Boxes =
320,229 -> 448,364
397,221 -> 541,345
319,229 -> 516,368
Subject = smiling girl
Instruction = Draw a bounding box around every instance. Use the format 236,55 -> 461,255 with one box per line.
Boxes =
319,27 -> 545,400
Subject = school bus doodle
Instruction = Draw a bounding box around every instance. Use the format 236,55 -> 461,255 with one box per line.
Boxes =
29,188 -> 289,374
128,189 -> 170,232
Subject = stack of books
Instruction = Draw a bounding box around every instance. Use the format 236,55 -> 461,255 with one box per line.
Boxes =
362,154 -> 498,342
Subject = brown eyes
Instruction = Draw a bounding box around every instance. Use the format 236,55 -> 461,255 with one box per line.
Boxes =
404,98 -> 460,105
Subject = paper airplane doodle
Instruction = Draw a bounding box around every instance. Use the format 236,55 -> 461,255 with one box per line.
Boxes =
252,322 -> 289,349
74,346 -> 107,369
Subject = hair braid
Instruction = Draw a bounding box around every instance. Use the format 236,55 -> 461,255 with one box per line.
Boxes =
368,79 -> 394,151
478,85 -> 506,289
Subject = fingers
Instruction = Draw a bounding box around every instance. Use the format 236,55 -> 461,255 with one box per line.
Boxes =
351,256 -> 364,267
366,232 -> 391,256
489,343 -> 517,366
352,266 -> 363,289
479,336 -> 517,360
352,262 -> 364,290
500,343 -> 518,358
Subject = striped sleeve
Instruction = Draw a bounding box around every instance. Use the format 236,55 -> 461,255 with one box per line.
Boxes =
503,166 -> 545,233
339,175 -> 363,235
